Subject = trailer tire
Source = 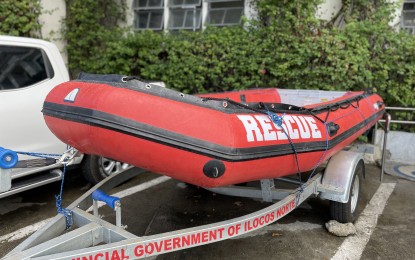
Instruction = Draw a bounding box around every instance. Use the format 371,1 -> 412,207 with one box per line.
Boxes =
330,160 -> 364,223
81,155 -> 130,185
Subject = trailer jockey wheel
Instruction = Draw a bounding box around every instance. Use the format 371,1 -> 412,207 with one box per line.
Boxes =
330,160 -> 364,223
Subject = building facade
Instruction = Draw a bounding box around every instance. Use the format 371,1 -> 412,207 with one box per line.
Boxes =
38,0 -> 407,65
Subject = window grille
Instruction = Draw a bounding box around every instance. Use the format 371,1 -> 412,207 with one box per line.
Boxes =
133,0 -> 165,30
170,0 -> 201,8
207,0 -> 244,26
132,0 -> 245,30
169,8 -> 202,30
134,0 -> 164,9
401,1 -> 415,34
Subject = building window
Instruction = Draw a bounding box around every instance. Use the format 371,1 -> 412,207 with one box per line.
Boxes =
401,1 -> 415,34
133,0 -> 165,30
169,8 -> 202,30
207,0 -> 244,26
169,0 -> 202,30
132,0 -> 245,31
170,0 -> 201,6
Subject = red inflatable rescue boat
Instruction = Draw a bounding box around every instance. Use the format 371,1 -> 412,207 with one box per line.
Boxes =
42,74 -> 385,187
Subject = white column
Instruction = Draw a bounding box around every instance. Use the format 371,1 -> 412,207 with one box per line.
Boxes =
315,0 -> 342,21
39,0 -> 68,64
388,0 -> 403,29
202,0 -> 209,29
124,0 -> 135,28
164,0 -> 170,31
245,0 -> 258,21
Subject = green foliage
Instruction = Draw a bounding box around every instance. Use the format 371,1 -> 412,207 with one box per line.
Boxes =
136,28 -> 266,93
63,0 -> 414,130
250,0 -> 414,130
0,0 -> 42,37
75,27 -> 267,94
62,0 -> 127,78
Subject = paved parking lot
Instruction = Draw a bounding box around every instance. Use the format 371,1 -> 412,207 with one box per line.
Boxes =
0,164 -> 414,259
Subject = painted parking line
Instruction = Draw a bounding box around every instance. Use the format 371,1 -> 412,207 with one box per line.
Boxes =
0,217 -> 54,243
331,182 -> 396,260
0,176 -> 171,244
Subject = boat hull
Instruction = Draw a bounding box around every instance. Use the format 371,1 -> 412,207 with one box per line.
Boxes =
43,78 -> 385,187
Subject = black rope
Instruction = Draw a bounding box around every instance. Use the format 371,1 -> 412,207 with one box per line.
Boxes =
202,97 -> 267,114
324,108 -> 332,122
201,94 -> 365,125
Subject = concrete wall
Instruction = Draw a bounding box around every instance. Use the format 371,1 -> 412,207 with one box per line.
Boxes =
124,0 -> 135,29
375,129 -> 415,164
388,0 -> 403,28
316,0 -> 343,21
315,0 -> 403,26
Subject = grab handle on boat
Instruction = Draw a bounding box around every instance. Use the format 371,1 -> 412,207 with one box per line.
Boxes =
327,122 -> 340,136
92,189 -> 120,209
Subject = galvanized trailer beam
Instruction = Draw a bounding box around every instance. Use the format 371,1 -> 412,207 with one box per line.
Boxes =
207,182 -> 292,202
5,172 -> 322,260
72,208 -> 137,242
13,223 -> 103,259
7,168 -> 144,257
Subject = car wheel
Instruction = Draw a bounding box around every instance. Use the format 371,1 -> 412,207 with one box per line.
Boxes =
81,155 -> 131,185
330,160 -> 364,223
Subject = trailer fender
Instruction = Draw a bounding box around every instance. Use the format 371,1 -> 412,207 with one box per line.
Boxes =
318,151 -> 364,203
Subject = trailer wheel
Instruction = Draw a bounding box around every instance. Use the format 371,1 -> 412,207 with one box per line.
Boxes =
81,155 -> 130,185
330,160 -> 364,223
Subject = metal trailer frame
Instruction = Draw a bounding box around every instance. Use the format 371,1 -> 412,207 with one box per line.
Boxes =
3,113 -> 391,260
2,153 -> 359,260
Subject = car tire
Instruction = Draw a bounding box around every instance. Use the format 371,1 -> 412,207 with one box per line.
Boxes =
81,155 -> 131,185
330,160 -> 364,223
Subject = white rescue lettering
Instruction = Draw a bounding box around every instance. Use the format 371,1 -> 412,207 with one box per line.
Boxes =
284,115 -> 300,139
237,115 -> 322,142
304,116 -> 322,138
294,116 -> 311,138
237,115 -> 264,142
255,115 -> 276,141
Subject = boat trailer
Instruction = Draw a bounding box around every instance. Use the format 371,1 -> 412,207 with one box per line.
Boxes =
2,153 -> 362,259
2,114 -> 391,260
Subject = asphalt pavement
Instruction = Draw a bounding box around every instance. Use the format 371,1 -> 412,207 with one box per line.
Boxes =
0,164 -> 414,259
